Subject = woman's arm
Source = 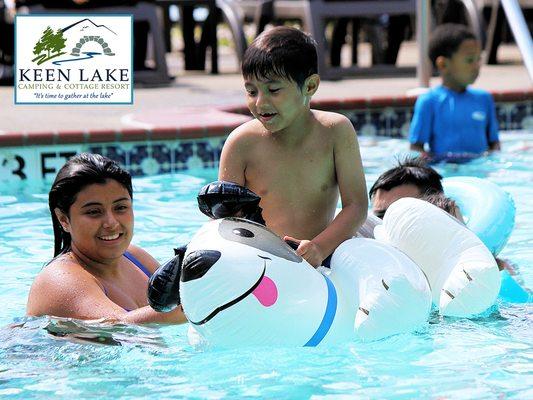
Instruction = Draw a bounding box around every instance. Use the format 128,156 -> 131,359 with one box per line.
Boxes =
117,305 -> 187,324
27,260 -> 187,324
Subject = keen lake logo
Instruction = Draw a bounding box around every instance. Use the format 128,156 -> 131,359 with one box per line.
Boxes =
15,15 -> 133,104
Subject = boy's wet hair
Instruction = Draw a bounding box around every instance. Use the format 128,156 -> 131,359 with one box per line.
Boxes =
242,26 -> 318,88
369,156 -> 444,199
421,193 -> 459,216
49,152 -> 132,257
428,23 -> 477,67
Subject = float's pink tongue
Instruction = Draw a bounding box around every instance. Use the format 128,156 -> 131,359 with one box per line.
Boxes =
252,276 -> 278,307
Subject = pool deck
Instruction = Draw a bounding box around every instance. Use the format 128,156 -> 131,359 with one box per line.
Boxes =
1,40 -> 531,147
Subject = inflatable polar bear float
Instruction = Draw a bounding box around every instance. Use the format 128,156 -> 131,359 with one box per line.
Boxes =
178,218 -> 432,347
149,198 -> 501,347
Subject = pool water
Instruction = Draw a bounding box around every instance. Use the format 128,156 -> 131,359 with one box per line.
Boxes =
0,133 -> 532,399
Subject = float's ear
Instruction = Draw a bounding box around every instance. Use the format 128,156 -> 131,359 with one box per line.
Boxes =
174,245 -> 187,258
197,180 -> 265,225
147,246 -> 186,312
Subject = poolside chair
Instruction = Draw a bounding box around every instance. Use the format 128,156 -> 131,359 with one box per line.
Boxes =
229,0 -> 418,79
156,0 -> 247,73
0,0 -> 14,85
474,0 -> 533,64
434,0 -> 486,45
228,0 -> 275,37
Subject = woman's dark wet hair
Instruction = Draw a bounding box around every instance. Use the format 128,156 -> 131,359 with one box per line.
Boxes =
369,156 -> 444,200
49,153 -> 133,257
242,26 -> 318,88
428,23 -> 477,67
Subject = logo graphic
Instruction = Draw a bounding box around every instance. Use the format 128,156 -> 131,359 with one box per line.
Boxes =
15,15 -> 133,104
32,27 -> 67,65
472,111 -> 486,122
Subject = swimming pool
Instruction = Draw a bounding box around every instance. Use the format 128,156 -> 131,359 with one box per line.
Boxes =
0,133 -> 531,399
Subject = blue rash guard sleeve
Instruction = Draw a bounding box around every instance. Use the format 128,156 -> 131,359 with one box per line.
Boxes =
409,93 -> 433,147
486,93 -> 500,144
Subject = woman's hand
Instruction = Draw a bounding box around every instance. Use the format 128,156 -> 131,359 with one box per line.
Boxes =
284,236 -> 325,268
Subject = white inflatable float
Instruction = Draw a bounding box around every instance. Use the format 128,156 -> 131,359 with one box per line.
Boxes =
443,176 -> 516,256
375,198 -> 501,317
179,218 -> 431,347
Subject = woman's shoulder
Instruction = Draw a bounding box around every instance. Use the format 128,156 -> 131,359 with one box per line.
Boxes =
125,244 -> 159,274
26,254 -> 102,316
41,254 -> 80,273
34,254 -> 97,287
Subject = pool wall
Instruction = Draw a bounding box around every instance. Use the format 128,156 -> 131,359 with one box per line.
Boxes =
1,90 -> 531,183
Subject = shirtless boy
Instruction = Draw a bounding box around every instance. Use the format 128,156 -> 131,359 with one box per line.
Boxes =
218,26 -> 368,267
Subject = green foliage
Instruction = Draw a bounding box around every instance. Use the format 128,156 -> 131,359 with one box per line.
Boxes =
32,26 -> 67,64
50,29 -> 67,54
33,39 -> 44,56
41,27 -> 55,57
33,26 -> 66,58
32,26 -> 52,56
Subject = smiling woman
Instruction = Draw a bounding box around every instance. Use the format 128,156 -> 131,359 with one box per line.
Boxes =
26,153 -> 186,325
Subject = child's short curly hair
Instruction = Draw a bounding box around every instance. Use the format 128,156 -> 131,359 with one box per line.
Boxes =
242,26 -> 318,88
428,23 -> 477,67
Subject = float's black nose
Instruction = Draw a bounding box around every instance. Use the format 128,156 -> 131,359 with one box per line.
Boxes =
181,250 -> 221,282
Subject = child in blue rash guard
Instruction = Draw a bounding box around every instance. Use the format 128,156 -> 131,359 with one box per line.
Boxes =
409,24 -> 500,158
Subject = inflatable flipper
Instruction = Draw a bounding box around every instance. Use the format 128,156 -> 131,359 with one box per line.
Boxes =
175,218 -> 431,347
375,198 -> 500,317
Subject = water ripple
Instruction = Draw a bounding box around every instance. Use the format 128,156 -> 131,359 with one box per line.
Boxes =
0,134 -> 531,399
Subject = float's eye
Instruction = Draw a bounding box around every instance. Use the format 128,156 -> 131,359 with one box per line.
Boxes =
232,228 -> 254,238
181,250 -> 221,282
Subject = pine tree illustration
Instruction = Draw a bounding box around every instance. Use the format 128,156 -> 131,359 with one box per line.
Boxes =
32,26 -> 67,64
32,27 -> 51,57
41,27 -> 57,58
50,29 -> 67,56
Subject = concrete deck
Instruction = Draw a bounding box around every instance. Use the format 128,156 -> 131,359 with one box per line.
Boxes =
1,41 -> 531,136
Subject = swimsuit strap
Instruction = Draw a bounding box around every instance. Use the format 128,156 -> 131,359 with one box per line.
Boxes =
98,253 -> 149,312
123,251 -> 152,278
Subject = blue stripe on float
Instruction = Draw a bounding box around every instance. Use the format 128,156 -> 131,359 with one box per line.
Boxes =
304,274 -> 337,347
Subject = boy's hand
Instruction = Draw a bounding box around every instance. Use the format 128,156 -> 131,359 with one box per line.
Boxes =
489,141 -> 501,151
284,236 -> 325,268
419,151 -> 432,161
410,143 -> 431,159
